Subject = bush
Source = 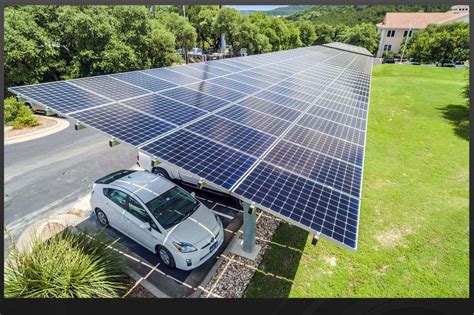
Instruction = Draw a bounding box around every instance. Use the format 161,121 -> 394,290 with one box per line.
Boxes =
4,229 -> 126,298
13,106 -> 39,129
4,96 -> 39,129
4,97 -> 23,126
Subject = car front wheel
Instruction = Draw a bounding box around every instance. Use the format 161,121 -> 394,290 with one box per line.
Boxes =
157,246 -> 176,268
95,208 -> 109,227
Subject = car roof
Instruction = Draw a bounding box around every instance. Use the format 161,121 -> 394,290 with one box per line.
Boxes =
108,170 -> 176,203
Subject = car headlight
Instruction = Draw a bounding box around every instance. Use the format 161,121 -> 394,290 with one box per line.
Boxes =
214,214 -> 222,227
173,241 -> 197,253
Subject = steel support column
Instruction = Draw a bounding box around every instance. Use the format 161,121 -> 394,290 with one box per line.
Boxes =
242,202 -> 256,253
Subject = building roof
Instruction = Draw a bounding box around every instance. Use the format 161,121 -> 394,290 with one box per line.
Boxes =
376,12 -> 469,29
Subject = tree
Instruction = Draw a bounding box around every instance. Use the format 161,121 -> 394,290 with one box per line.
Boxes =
5,5 -> 181,91
406,22 -> 469,63
313,23 -> 335,44
189,6 -> 219,50
297,21 -> 317,46
159,13 -> 197,52
4,7 -> 58,88
285,21 -> 303,49
233,16 -> 272,54
338,23 -> 379,54
147,22 -> 181,67
213,7 -> 241,50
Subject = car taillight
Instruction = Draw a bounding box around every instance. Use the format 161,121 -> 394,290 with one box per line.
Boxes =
136,152 -> 139,161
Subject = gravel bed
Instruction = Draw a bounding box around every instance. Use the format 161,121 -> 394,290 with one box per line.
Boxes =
200,210 -> 280,298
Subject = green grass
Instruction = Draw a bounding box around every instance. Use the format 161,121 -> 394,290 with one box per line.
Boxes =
245,65 -> 469,298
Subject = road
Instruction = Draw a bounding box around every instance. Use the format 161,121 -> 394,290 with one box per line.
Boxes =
4,118 -> 137,243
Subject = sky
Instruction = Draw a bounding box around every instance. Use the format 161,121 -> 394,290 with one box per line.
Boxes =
228,5 -> 288,11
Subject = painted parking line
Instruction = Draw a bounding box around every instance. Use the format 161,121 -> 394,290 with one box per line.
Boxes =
123,262 -> 160,298
85,231 -> 224,298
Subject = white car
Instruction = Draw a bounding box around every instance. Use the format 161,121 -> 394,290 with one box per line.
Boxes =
90,169 -> 224,270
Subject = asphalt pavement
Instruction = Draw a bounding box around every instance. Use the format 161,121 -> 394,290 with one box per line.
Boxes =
4,118 -> 137,244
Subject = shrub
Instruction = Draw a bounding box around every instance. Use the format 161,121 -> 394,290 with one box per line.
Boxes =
4,96 -> 39,129
4,96 -> 23,126
13,106 -> 39,129
4,229 -> 126,298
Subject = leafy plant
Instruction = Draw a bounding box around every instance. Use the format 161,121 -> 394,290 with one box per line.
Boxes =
4,96 -> 38,128
4,228 -> 126,298
13,106 -> 40,129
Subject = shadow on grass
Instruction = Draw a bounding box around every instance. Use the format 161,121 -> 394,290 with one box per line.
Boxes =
244,222 -> 308,298
438,104 -> 469,140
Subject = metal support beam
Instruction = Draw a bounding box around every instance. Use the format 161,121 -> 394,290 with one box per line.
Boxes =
109,138 -> 121,147
242,202 -> 257,253
311,234 -> 319,246
45,108 -> 56,116
74,122 -> 86,130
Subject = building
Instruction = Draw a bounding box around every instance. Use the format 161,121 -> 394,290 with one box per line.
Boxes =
375,6 -> 469,58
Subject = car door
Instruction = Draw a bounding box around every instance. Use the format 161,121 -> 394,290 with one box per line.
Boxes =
104,188 -> 129,233
122,194 -> 160,252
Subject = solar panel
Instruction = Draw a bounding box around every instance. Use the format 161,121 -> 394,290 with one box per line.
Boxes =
216,104 -> 292,136
186,81 -> 247,102
141,129 -> 257,190
158,87 -> 230,112
185,115 -> 276,156
8,43 -> 373,250
142,68 -> 201,85
9,81 -> 111,114
111,72 -> 178,92
322,42 -> 373,57
121,94 -> 207,125
69,104 -> 175,146
71,76 -> 150,100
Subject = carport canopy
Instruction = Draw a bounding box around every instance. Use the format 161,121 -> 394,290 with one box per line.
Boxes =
9,43 -> 373,251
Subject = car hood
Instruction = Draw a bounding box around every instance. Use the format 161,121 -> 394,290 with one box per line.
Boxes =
167,203 -> 219,246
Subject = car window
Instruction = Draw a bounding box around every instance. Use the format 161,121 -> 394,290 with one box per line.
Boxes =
108,189 -> 127,210
127,196 -> 155,227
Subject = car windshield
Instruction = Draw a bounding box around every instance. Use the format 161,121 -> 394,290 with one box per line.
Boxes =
145,186 -> 199,229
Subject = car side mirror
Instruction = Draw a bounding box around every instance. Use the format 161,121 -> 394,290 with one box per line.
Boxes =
140,222 -> 151,230
190,191 -> 196,198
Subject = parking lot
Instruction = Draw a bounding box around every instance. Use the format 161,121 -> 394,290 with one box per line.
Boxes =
4,119 -> 248,297
78,187 -> 244,298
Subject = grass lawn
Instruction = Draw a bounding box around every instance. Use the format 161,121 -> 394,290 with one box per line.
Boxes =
245,64 -> 469,298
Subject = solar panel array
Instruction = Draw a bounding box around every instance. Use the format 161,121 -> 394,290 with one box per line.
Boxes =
9,43 -> 373,250
322,42 -> 373,57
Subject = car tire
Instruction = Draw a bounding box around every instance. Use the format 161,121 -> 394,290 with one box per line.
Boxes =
157,246 -> 176,268
153,167 -> 171,181
95,208 -> 109,227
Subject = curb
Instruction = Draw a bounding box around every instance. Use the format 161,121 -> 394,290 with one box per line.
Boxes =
4,116 -> 70,145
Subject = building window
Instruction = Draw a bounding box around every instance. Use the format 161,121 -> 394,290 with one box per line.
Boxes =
387,30 -> 396,37
403,30 -> 413,37
383,44 -> 392,51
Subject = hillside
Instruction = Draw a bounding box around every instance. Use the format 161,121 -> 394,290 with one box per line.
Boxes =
265,5 -> 313,16
287,5 -> 452,26
238,5 -> 312,16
